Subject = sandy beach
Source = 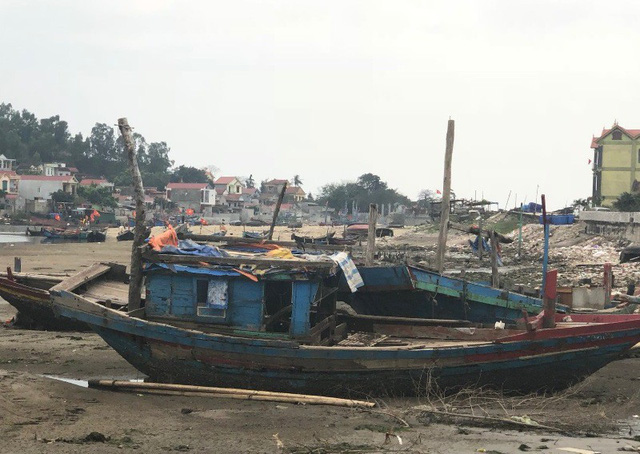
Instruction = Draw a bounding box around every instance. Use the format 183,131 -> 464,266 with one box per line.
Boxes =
2,226 -> 640,453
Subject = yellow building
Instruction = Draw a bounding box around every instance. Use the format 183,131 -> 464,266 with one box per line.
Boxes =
591,124 -> 640,206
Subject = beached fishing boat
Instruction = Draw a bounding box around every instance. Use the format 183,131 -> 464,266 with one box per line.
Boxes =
25,227 -> 45,236
42,227 -> 106,242
50,244 -> 640,396
0,263 -> 129,331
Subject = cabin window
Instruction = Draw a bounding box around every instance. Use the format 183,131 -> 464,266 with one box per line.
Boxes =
195,278 -> 228,318
612,130 -> 623,140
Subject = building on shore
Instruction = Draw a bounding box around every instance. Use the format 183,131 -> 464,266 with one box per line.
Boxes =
591,124 -> 640,206
166,182 -> 215,213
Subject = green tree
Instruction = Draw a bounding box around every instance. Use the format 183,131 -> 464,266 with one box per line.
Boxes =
51,189 -> 75,204
170,165 -> 209,183
612,192 -> 640,212
317,173 -> 410,214
77,185 -> 117,208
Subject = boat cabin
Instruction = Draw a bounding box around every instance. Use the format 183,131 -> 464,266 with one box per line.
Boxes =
143,260 -> 339,342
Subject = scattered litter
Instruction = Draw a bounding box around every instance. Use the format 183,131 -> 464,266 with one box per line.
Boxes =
273,433 -> 284,450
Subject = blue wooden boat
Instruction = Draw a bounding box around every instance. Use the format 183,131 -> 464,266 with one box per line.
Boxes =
336,265 -> 569,325
50,249 -> 640,396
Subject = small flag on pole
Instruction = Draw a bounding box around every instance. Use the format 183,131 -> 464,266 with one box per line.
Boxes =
436,189 -> 442,195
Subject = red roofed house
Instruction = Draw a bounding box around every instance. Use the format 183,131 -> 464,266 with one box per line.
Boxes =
214,176 -> 244,195
260,179 -> 289,206
166,182 -> 215,212
590,123 -> 640,206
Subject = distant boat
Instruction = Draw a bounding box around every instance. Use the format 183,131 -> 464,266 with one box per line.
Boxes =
25,227 -> 45,236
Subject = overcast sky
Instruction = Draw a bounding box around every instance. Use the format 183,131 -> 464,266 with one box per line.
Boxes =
1,1 -> 637,209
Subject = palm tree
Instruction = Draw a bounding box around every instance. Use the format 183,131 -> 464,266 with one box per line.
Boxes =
293,175 -> 302,187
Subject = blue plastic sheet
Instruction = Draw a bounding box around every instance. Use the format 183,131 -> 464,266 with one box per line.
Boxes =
160,239 -> 229,257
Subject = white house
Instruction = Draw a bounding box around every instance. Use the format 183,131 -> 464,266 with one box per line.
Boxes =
0,154 -> 16,171
18,175 -> 78,201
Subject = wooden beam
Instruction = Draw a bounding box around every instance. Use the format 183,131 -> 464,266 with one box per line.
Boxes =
118,117 -> 145,311
365,203 -> 378,266
143,252 -> 336,269
268,182 -> 287,240
436,119 -> 455,274
50,263 -> 112,293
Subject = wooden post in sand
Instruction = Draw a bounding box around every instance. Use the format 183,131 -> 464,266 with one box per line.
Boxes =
366,203 -> 378,266
436,119 -> 455,274
118,118 -> 145,311
489,230 -> 499,288
268,182 -> 287,240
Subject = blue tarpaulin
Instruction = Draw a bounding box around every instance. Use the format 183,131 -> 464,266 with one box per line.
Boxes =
160,239 -> 229,257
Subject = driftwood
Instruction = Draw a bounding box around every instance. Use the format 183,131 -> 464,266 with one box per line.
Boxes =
88,380 -> 375,408
419,408 -> 566,434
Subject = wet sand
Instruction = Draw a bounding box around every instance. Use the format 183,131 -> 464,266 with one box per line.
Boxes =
2,229 -> 640,453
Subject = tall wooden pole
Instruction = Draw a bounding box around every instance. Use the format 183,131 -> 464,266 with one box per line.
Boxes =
436,119 -> 455,274
268,182 -> 287,240
366,203 -> 378,266
477,216 -> 483,261
118,118 -> 145,311
489,230 -> 499,288
541,194 -> 549,296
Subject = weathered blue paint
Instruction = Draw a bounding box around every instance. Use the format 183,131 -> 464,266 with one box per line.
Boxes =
290,281 -> 319,337
338,266 -> 414,292
408,266 -> 568,324
227,279 -> 264,330
52,291 -> 640,396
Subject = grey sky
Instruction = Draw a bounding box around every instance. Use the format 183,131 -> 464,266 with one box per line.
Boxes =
1,1 -> 636,209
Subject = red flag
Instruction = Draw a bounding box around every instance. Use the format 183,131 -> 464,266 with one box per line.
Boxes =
588,159 -> 592,164
436,189 -> 442,195
200,218 -> 208,225
186,208 -> 194,216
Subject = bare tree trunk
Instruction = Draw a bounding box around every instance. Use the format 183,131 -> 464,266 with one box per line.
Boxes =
268,182 -> 287,240
366,203 -> 378,266
436,119 -> 455,274
118,118 -> 145,311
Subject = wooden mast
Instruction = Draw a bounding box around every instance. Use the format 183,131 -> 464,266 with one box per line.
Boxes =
118,118 -> 145,311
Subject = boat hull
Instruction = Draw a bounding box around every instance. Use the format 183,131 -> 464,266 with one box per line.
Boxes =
52,291 -> 640,396
0,279 -> 89,331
